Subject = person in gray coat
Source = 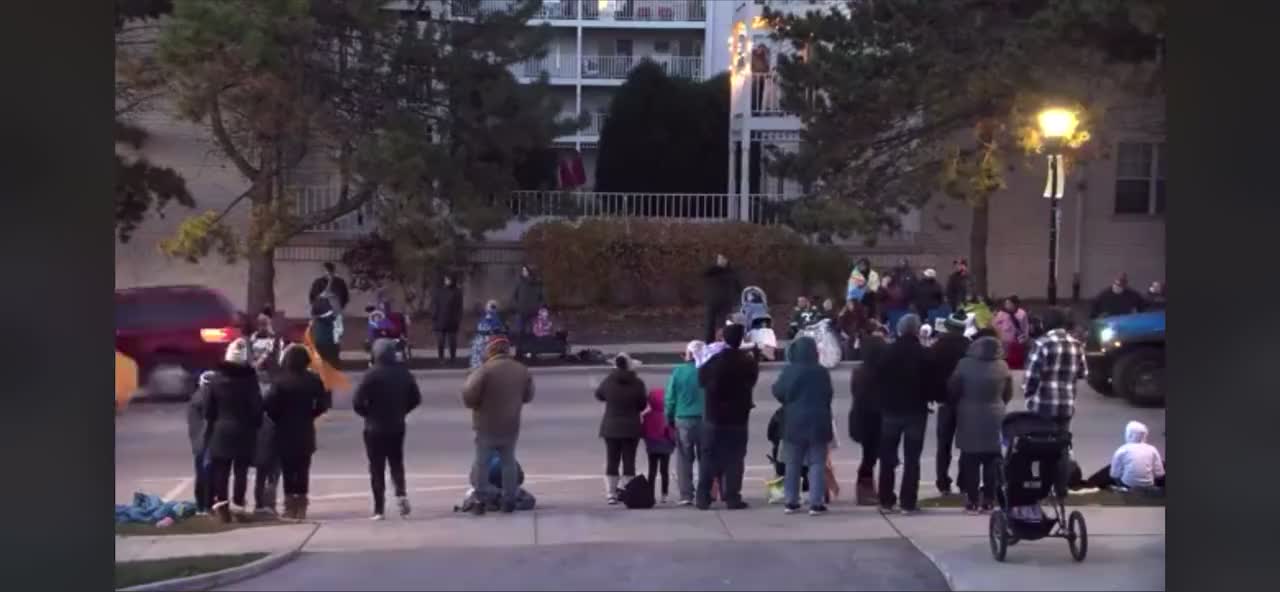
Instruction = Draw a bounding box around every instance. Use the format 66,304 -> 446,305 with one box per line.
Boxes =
946,336 -> 1014,513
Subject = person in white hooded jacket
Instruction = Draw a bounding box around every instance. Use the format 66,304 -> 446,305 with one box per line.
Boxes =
1077,420 -> 1166,492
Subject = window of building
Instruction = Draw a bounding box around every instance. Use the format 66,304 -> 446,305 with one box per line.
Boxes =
1114,141 -> 1165,215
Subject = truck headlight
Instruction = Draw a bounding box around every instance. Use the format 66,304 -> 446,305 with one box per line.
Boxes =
1099,326 -> 1116,344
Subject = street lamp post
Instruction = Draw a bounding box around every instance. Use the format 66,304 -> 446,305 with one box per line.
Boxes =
1037,108 -> 1080,306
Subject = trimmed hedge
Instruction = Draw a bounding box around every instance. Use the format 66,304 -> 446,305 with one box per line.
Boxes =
522,220 -> 851,308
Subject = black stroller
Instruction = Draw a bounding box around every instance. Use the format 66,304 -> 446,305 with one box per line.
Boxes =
988,412 -> 1089,562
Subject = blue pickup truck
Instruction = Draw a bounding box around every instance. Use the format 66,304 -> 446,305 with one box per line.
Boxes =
1084,310 -> 1165,406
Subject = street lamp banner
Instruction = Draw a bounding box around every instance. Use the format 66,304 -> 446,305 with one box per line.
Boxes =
1043,154 -> 1065,199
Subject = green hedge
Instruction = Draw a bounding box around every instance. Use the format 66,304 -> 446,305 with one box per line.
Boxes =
522,220 -> 851,307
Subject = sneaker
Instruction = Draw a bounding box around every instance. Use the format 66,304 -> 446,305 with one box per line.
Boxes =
212,501 -> 232,523
878,505 -> 899,515
660,495 -> 669,505
900,506 -> 921,515
606,495 -> 619,505
253,507 -> 276,518
980,503 -> 994,514
370,513 -> 385,521
397,496 -> 412,517
677,499 -> 693,507
809,505 -> 829,516
963,504 -> 980,515
784,503 -> 802,514
725,500 -> 750,511
937,485 -> 954,496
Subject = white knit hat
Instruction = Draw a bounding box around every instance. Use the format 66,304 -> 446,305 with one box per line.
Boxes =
224,338 -> 250,365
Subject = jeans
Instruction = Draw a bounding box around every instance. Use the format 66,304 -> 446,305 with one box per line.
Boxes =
784,440 -> 828,508
253,460 -> 281,510
674,418 -> 703,501
280,455 -> 313,496
471,439 -> 519,505
878,413 -> 928,510
193,451 -> 211,512
935,404 -> 959,492
647,453 -> 671,498
436,331 -> 458,361
604,437 -> 639,477
696,423 -> 749,506
209,456 -> 251,507
363,431 -> 407,514
959,452 -> 1000,507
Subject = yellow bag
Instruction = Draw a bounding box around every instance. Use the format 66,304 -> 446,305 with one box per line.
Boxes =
765,476 -> 786,505
115,350 -> 138,412
304,325 -> 350,394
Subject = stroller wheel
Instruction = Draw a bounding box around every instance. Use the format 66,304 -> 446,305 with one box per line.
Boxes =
1067,510 -> 1088,562
989,509 -> 1009,562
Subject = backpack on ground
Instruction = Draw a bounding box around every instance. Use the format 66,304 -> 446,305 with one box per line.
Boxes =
619,475 -> 655,509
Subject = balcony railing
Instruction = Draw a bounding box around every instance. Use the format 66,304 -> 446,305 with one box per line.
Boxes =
450,1 -> 707,22
295,185 -> 378,233
580,55 -> 702,80
748,73 -> 815,116
506,191 -> 790,224
517,54 -> 579,78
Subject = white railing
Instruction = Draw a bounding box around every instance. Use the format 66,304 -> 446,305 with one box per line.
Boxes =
580,55 -> 702,80
583,0 -> 707,22
747,73 -> 815,116
506,191 -> 790,224
294,185 -> 377,233
450,1 -> 707,22
517,54 -> 579,79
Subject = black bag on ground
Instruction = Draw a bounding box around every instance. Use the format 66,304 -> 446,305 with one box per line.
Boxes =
619,475 -> 655,509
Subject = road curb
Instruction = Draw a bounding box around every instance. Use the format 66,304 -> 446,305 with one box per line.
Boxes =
118,522 -> 320,592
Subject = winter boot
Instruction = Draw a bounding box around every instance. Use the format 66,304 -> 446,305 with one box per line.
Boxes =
605,476 -> 619,505
296,496 -> 309,521
280,496 -> 295,520
855,479 -> 878,506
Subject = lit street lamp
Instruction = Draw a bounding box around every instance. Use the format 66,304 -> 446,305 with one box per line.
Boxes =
1037,108 -> 1080,306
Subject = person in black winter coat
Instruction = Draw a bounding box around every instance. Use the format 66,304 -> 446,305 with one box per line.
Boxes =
511,266 -> 546,338
432,274 -> 464,362
928,315 -> 972,496
204,338 -> 264,523
945,258 -> 970,312
309,262 -> 350,312
265,344 -> 332,520
872,314 -> 934,513
594,353 -> 649,504
187,379 -> 212,514
1091,273 -> 1147,319
353,338 -> 423,519
696,324 -> 758,510
913,269 -> 946,325
701,254 -> 743,343
848,331 -> 888,505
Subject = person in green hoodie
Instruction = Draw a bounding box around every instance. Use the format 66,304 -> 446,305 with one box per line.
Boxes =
772,336 -> 835,515
664,340 -> 707,506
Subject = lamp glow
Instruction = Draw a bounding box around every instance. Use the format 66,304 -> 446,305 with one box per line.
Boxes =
1037,108 -> 1079,140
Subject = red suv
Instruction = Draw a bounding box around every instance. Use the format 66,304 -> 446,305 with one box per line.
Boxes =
115,285 -> 246,399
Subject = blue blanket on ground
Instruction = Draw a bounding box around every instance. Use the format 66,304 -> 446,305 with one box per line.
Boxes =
115,492 -> 197,525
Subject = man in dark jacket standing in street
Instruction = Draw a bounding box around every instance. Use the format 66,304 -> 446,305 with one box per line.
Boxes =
929,314 -> 972,496
432,274 -> 464,362
873,314 -> 934,514
1091,273 -> 1147,319
204,339 -> 264,523
946,258 -> 970,312
696,324 -> 758,510
511,265 -> 546,338
353,339 -> 423,520
462,335 -> 535,514
702,254 -> 743,343
309,262 -> 350,312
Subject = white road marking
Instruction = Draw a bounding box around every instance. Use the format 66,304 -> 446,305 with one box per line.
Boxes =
161,477 -> 193,502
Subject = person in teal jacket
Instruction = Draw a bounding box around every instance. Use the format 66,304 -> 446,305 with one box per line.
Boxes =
665,341 -> 707,506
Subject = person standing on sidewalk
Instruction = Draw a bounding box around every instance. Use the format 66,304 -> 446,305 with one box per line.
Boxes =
696,324 -> 758,510
309,262 -> 350,313
431,274 -> 464,363
873,314 -> 933,514
186,373 -> 213,515
947,336 -> 1013,513
595,353 -> 649,505
772,336 -> 835,516
642,386 -> 676,504
701,254 -> 743,344
204,338 -> 263,523
1022,308 -> 1088,433
930,313 -> 972,496
665,341 -> 706,506
265,344 -> 331,520
511,265 -> 546,338
848,329 -> 888,505
461,335 -> 535,514
353,338 -> 423,520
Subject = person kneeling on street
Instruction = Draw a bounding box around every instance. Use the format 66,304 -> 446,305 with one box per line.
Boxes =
772,337 -> 835,516
462,335 -> 535,514
264,344 -> 331,520
354,338 -> 423,520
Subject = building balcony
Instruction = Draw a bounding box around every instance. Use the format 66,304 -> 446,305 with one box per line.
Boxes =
746,73 -> 813,117
555,110 -> 608,141
448,1 -> 706,25
519,55 -> 703,83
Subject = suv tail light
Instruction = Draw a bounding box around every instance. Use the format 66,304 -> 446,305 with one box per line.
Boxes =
200,327 -> 240,344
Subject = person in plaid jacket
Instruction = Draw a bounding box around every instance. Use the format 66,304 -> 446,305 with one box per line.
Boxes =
1021,309 -> 1088,432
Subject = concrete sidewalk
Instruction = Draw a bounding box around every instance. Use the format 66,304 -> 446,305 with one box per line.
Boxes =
115,523 -> 319,563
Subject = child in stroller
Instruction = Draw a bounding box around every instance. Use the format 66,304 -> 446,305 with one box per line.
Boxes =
365,299 -> 410,365
515,306 -> 570,361
988,412 -> 1089,562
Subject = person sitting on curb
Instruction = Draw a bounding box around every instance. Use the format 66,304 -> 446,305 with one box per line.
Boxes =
1074,420 -> 1166,495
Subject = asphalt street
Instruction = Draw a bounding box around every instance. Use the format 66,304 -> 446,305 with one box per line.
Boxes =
116,366 -> 1166,516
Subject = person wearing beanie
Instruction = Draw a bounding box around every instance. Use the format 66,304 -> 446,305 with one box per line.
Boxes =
264,344 -> 331,520
928,314 -> 973,496
696,324 -> 759,510
353,338 -> 423,520
871,314 -> 934,514
204,338 -> 264,523
595,353 -> 649,505
665,341 -> 707,505
913,268 -> 947,327
462,334 -> 535,514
